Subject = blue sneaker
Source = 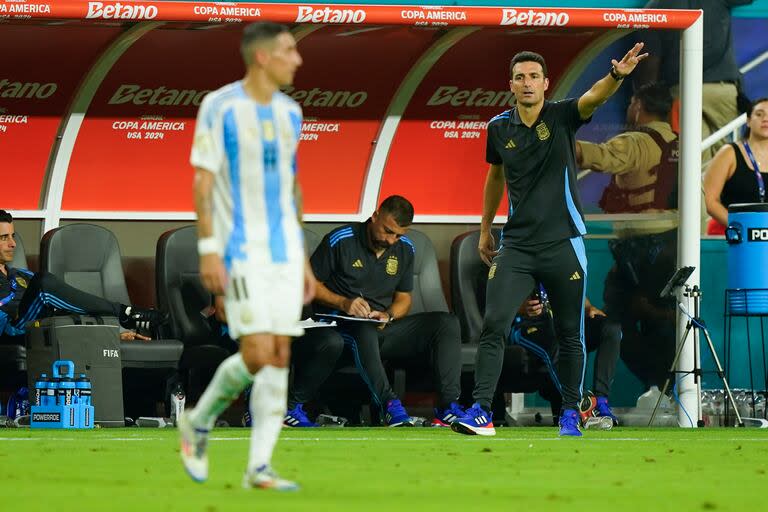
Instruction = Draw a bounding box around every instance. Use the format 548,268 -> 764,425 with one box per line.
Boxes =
385,399 -> 413,427
283,404 -> 318,428
595,396 -> 620,426
559,408 -> 583,437
450,402 -> 496,436
432,402 -> 466,427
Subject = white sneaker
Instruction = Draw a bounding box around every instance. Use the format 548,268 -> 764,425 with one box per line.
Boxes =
242,465 -> 299,491
178,412 -> 209,482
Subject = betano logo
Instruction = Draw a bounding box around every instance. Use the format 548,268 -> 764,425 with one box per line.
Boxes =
108,85 -> 209,106
500,9 -> 569,27
295,5 -> 366,24
282,86 -> 367,108
86,2 -> 159,20
0,79 -> 57,99
427,86 -> 515,108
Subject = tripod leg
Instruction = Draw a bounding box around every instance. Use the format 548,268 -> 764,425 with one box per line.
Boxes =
694,325 -> 704,427
649,322 -> 693,427
702,327 -> 745,427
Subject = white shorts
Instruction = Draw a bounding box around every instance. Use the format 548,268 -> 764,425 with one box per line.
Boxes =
224,258 -> 304,339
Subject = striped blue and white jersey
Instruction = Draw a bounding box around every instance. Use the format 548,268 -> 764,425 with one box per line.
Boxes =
191,81 -> 304,267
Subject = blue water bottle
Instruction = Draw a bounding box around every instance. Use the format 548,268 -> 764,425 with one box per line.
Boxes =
34,373 -> 49,407
52,360 -> 75,406
75,374 -> 91,406
58,376 -> 75,406
47,376 -> 59,407
75,373 -> 93,428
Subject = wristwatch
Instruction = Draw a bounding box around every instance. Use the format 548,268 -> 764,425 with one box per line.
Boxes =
609,66 -> 626,81
386,308 -> 395,323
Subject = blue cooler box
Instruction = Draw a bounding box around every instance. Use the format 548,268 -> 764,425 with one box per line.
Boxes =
726,203 -> 768,314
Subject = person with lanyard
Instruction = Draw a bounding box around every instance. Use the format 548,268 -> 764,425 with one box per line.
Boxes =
451,44 -> 647,438
704,98 -> 768,234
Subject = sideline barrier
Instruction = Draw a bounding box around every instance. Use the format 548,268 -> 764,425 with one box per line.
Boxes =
0,2 -> 701,28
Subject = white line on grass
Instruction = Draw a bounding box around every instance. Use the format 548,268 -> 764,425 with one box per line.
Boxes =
0,437 -> 162,441
2,436 -> 768,442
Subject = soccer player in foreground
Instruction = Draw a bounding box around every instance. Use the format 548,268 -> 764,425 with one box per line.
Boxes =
452,44 -> 647,437
178,22 -> 316,490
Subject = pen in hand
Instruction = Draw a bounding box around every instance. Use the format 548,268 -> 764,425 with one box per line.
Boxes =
353,290 -> 371,318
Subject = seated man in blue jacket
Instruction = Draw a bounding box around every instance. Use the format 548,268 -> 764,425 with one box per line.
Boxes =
0,210 -> 165,343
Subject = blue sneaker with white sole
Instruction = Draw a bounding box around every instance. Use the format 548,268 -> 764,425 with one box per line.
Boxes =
432,402 -> 466,427
450,402 -> 496,436
558,408 -> 583,437
385,399 -> 413,427
283,404 -> 319,428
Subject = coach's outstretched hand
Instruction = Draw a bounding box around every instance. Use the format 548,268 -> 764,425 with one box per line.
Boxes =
612,42 -> 649,78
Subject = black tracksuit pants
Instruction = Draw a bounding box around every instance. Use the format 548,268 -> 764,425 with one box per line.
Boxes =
584,315 -> 622,398
289,311 -> 462,411
474,237 -> 587,412
513,314 -> 622,399
9,272 -> 122,333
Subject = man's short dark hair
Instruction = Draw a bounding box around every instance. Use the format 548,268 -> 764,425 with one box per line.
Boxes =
0,210 -> 12,224
509,51 -> 548,78
240,22 -> 290,65
633,83 -> 673,119
379,195 -> 414,227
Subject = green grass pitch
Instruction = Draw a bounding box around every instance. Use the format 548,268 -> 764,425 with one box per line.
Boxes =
1,427 -> 766,511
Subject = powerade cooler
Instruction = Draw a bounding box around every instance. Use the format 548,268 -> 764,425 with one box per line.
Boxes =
726,203 -> 768,314
30,360 -> 94,429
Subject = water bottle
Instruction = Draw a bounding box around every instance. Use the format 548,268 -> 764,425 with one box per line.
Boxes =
583,416 -> 613,430
636,386 -> 662,409
75,374 -> 91,406
34,374 -> 49,407
58,376 -> 75,406
170,383 -> 185,426
47,377 -> 60,407
316,414 -> 348,427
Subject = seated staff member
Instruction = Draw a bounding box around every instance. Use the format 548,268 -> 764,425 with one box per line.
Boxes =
0,209 -> 165,344
284,195 -> 465,427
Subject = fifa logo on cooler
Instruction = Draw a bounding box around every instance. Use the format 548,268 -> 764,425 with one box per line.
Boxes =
102,349 -> 119,358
